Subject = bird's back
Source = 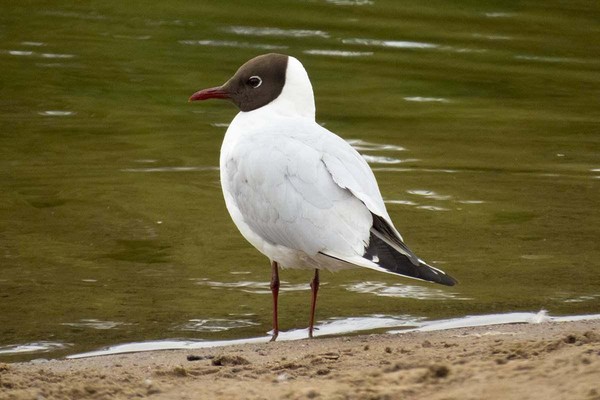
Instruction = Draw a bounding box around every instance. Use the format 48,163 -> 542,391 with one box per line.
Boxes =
219,111 -> 387,270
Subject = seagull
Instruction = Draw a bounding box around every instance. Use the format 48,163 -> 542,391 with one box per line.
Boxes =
189,53 -> 457,341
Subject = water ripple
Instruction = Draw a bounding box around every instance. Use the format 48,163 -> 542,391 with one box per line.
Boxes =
520,254 -> 553,260
515,54 -> 588,64
61,319 -> 129,330
384,200 -> 418,206
346,281 -> 470,300
404,96 -> 450,103
341,39 -> 488,55
387,190 -> 484,211
37,62 -> 82,69
304,49 -> 373,57
484,12 -> 514,18
225,26 -> 329,38
179,40 -> 287,50
175,318 -> 259,332
472,33 -> 512,41
416,205 -> 450,211
145,19 -> 194,27
347,139 -> 406,152
3,50 -> 75,59
362,155 -> 411,164
343,38 -> 438,49
372,167 -> 458,173
5,50 -> 33,56
562,294 -> 600,304
193,279 -> 315,294
121,166 -> 218,173
21,41 -> 45,46
38,110 -> 75,116
41,10 -> 107,20
113,34 -> 152,40
0,341 -> 70,356
326,0 -> 373,5
40,53 -> 75,58
407,189 -> 452,200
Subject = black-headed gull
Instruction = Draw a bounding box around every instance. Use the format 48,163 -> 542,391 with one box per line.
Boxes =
190,53 -> 457,341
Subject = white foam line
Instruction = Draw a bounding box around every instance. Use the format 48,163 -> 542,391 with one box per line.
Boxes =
68,317 -> 407,359
390,310 -> 600,334
67,311 -> 600,359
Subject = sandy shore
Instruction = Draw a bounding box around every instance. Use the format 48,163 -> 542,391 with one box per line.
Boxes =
1,319 -> 599,400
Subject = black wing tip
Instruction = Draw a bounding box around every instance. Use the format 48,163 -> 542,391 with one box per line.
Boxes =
433,269 -> 459,286
365,231 -> 458,286
419,260 -> 459,286
415,260 -> 458,286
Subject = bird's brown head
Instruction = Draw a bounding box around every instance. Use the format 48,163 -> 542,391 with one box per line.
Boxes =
189,53 -> 289,112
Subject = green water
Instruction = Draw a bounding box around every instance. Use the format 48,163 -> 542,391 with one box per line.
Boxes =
1,0 -> 599,361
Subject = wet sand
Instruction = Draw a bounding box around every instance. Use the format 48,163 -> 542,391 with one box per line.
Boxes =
1,319 -> 599,400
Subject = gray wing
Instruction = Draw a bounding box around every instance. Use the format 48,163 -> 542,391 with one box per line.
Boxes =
317,125 -> 420,263
223,128 -> 372,258
221,119 -> 457,285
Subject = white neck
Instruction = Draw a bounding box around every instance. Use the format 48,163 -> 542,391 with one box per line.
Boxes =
248,56 -> 315,120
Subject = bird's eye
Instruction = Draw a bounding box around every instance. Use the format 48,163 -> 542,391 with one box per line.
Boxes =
247,76 -> 262,88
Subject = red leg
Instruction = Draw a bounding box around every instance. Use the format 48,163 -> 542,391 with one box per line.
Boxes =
308,269 -> 320,338
269,261 -> 280,342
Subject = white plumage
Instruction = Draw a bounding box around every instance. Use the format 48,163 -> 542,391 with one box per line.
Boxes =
190,53 -> 456,340
221,57 -> 397,273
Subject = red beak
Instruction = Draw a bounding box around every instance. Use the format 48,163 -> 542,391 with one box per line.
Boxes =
189,86 -> 230,102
